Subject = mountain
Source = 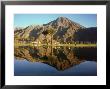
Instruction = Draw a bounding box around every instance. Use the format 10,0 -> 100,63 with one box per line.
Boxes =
14,17 -> 97,44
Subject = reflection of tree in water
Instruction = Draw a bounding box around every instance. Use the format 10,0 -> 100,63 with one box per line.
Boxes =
14,46 -> 97,71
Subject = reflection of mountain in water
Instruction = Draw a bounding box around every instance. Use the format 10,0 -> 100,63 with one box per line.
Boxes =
14,46 -> 97,71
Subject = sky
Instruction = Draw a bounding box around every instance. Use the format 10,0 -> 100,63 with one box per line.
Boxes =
14,14 -> 97,28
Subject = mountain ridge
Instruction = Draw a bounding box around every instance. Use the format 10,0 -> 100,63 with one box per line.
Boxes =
14,17 -> 97,44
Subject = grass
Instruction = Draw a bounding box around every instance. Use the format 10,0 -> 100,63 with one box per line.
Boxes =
14,43 -> 97,47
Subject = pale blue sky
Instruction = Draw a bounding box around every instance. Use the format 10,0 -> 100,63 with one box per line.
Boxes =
14,14 -> 97,28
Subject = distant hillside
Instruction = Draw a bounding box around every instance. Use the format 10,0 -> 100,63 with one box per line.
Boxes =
73,27 -> 97,43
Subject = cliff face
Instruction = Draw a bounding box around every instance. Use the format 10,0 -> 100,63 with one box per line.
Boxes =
14,17 -> 97,44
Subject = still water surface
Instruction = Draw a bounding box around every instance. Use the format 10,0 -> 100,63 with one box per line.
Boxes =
14,46 -> 97,76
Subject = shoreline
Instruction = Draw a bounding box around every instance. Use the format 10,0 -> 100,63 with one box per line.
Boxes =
14,43 -> 97,47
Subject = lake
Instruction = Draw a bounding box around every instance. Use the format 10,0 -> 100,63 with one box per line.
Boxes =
14,46 -> 97,76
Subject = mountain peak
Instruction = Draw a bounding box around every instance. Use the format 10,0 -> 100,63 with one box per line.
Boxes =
56,17 -> 69,22
57,16 -> 67,20
43,16 -> 85,29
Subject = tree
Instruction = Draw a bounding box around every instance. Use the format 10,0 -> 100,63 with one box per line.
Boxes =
47,28 -> 55,45
42,30 -> 48,36
42,30 -> 49,44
